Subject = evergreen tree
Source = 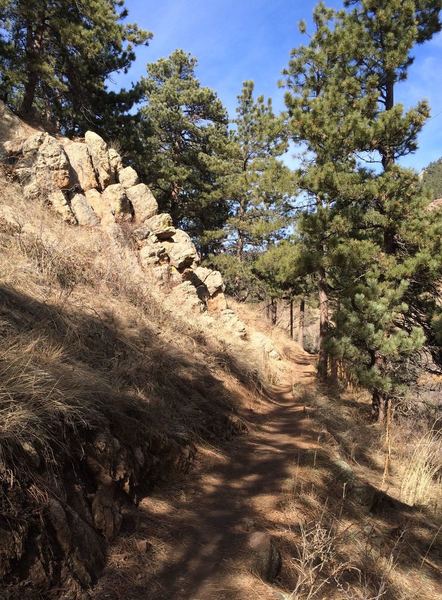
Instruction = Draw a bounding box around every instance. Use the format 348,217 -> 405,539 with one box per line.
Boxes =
0,0 -> 151,133
222,81 -> 292,259
422,156 -> 442,199
283,3 -> 369,380
138,50 -> 230,255
284,0 -> 442,418
337,0 -> 442,420
254,239 -> 315,345
209,81 -> 294,300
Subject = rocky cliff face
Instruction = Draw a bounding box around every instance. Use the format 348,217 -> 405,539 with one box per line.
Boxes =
2,118 -> 235,321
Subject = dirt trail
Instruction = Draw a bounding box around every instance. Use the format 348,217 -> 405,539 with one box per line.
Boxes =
93,348 -> 319,600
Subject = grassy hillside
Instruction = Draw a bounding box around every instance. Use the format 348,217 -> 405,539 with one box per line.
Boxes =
0,171 -> 272,598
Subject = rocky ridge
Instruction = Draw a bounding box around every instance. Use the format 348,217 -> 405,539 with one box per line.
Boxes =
0,109 -> 257,342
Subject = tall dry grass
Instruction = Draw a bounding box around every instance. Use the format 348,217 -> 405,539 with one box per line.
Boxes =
399,424 -> 441,509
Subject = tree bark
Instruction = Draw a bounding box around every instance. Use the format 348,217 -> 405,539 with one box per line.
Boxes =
270,298 -> 277,326
20,17 -> 46,118
298,297 -> 305,349
317,272 -> 329,381
372,390 -> 388,423
289,298 -> 294,339
371,70 -> 395,420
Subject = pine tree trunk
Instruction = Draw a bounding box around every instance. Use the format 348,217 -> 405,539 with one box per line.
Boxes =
330,357 -> 338,385
317,272 -> 329,380
20,17 -> 46,118
381,72 -> 394,169
21,73 -> 39,117
373,71 -> 395,415
289,298 -> 294,339
270,298 -> 277,326
236,195 -> 246,261
372,390 -> 388,423
298,297 -> 305,349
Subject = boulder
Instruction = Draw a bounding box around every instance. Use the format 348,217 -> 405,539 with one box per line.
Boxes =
108,147 -> 123,176
247,531 -> 281,582
84,131 -> 112,189
85,189 -> 114,224
207,291 -> 228,312
163,229 -> 199,270
193,266 -> 224,296
71,193 -> 100,226
126,183 -> 158,223
22,132 -> 46,156
118,166 -> 139,189
63,140 -> 97,191
17,133 -> 70,197
48,190 -> 77,224
35,135 -> 71,190
92,484 -> 122,541
101,183 -> 133,222
172,281 -> 205,313
19,133 -> 70,195
144,213 -> 176,239
132,224 -> 152,243
139,235 -> 168,268
151,265 -> 182,287
3,138 -> 24,156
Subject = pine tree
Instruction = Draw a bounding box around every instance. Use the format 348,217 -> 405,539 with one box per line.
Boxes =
138,50 -> 230,255
422,156 -> 442,199
0,0 -> 151,133
223,81 -> 292,259
335,0 -> 442,420
209,81 -> 294,300
282,3 -> 371,380
254,239 -> 315,345
284,0 -> 442,418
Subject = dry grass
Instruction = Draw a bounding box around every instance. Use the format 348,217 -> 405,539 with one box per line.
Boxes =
399,424 -> 441,510
0,175 -> 280,464
0,175 -> 275,592
276,387 -> 442,600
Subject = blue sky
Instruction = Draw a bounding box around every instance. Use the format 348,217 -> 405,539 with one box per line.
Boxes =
116,0 -> 442,170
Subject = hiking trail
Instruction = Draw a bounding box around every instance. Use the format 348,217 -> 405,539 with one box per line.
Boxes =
93,347 -> 319,600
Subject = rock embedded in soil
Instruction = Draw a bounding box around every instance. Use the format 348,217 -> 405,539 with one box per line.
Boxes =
247,531 -> 281,582
102,183 -> 134,222
71,193 -> 100,226
144,213 -> 176,239
62,139 -> 98,192
85,131 -> 113,189
48,190 -> 77,224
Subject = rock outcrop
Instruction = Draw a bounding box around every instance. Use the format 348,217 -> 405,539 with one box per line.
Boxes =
1,120 -> 234,319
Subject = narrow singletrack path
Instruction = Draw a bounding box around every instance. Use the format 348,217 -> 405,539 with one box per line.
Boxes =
93,348 -> 319,600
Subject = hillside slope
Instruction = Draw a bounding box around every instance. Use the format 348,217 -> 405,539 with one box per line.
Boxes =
0,108 -> 283,598
0,108 -> 440,600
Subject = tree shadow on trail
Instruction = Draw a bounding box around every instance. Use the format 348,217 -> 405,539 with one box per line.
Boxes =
93,385 -> 318,600
92,350 -> 441,600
